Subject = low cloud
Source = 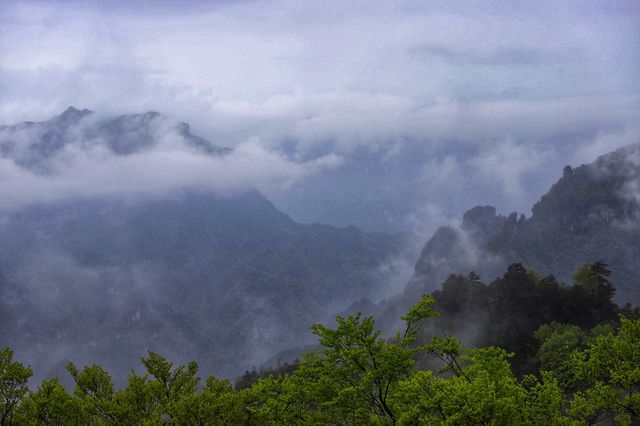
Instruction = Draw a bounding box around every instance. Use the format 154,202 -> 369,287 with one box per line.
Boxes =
571,123 -> 640,166
0,113 -> 342,211
469,141 -> 552,200
0,0 -> 638,230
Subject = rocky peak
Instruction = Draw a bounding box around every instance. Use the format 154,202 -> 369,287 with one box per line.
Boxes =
55,106 -> 93,125
462,205 -> 505,238
563,165 -> 574,179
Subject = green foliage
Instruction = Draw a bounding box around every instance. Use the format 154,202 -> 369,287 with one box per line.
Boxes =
3,265 -> 639,425
66,362 -> 121,424
139,351 -> 200,421
393,348 -> 571,425
569,316 -> 640,424
535,323 -> 588,391
234,361 -> 299,391
431,261 -> 620,376
14,379 -> 83,425
296,294 -> 439,424
170,376 -> 246,425
0,348 -> 32,426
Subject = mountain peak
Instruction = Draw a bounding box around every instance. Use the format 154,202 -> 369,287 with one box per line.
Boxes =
462,205 -> 497,227
563,165 -> 574,179
57,106 -> 93,123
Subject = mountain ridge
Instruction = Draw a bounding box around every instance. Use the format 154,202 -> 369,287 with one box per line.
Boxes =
0,109 -> 410,385
381,142 -> 640,329
0,106 -> 231,173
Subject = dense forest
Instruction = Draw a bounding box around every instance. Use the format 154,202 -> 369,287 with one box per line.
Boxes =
1,262 -> 638,425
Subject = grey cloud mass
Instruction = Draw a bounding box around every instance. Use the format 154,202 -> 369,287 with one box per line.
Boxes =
1,0 -> 639,232
0,109 -> 341,211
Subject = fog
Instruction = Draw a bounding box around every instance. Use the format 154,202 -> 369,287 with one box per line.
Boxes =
1,0 -> 638,233
1,0 -> 639,388
0,110 -> 341,211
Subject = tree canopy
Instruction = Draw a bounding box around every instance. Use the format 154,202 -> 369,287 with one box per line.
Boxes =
2,262 -> 639,425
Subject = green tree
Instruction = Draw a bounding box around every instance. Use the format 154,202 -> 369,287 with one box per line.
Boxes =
0,348 -> 32,426
393,348 -> 571,425
138,351 -> 200,422
171,376 -> 246,425
66,362 -> 121,424
571,261 -> 617,326
535,323 -> 588,391
15,378 -> 84,425
569,316 -> 640,424
277,294 -> 440,424
115,371 -> 161,424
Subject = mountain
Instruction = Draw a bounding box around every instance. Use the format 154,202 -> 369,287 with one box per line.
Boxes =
382,143 -> 640,326
0,106 -> 229,171
0,109 -> 407,384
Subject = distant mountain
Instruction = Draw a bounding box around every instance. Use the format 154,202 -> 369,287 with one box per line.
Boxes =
378,143 -> 640,327
0,107 -> 229,171
0,109 -> 406,384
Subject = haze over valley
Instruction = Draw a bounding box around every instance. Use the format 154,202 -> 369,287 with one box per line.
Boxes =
1,1 -> 639,424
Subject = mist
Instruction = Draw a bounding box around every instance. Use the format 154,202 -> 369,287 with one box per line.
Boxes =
1,0 -> 640,402
1,0 -> 638,233
0,109 -> 341,212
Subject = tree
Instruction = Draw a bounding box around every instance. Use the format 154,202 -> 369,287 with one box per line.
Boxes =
393,348 -> 570,425
569,316 -> 640,424
0,348 -> 32,426
571,261 -> 617,326
281,294 -> 440,424
137,351 -> 200,422
171,376 -> 246,425
0,263 -> 635,424
66,362 -> 120,424
15,378 -> 83,425
535,323 -> 588,392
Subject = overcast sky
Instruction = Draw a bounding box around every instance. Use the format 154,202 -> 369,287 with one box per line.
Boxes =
1,0 -> 639,231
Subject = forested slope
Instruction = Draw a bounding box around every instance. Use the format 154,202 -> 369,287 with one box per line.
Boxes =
395,143 -> 640,325
1,262 -> 638,425
0,109 -> 406,383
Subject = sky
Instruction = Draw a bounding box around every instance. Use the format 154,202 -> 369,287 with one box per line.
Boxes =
1,0 -> 639,233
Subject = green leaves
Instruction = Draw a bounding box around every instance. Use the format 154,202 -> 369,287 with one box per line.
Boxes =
2,275 -> 639,425
394,349 -> 572,425
308,295 -> 440,423
535,323 -> 588,391
140,351 -> 200,406
15,379 -> 83,426
568,316 -> 640,424
0,348 -> 32,426
66,362 -> 121,424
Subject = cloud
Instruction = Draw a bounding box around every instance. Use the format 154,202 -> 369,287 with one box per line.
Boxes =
469,141 -> 552,199
592,142 -> 640,205
571,123 -> 640,166
1,0 -> 637,121
412,44 -> 582,67
0,113 -> 342,211
0,0 -> 638,230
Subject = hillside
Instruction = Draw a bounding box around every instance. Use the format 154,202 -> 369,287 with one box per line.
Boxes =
0,110 -> 406,383
391,143 -> 640,324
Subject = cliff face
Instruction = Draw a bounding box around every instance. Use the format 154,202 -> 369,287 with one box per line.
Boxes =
405,206 -> 506,303
403,143 -> 640,312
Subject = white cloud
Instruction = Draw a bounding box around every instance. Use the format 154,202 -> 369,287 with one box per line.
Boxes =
469,141 -> 551,199
571,123 -> 640,166
0,115 -> 342,211
1,0 -> 637,121
0,0 -> 638,229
